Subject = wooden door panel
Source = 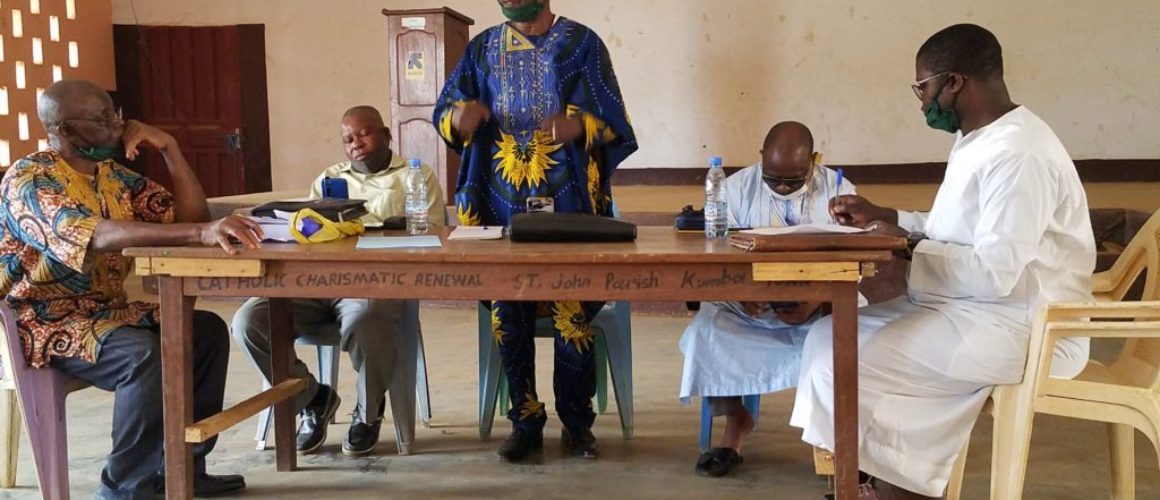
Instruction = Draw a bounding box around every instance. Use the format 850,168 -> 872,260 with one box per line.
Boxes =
115,25 -> 251,198
396,30 -> 438,106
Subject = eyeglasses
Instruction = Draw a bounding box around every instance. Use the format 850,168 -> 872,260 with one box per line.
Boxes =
911,72 -> 950,100
63,107 -> 123,128
761,174 -> 808,191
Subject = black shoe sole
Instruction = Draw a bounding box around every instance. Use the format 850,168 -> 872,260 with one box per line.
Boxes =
341,443 -> 379,457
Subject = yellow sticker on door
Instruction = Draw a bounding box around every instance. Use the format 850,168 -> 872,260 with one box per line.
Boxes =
405,52 -> 425,80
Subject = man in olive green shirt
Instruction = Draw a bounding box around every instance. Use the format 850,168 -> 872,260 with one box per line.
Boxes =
307,115 -> 443,226
232,106 -> 443,457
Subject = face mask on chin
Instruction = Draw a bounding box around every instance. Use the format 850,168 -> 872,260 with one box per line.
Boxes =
67,126 -> 122,162
502,1 -> 544,22
350,150 -> 393,173
769,183 -> 809,201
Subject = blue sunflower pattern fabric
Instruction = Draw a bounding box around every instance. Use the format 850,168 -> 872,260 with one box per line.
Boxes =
434,17 -> 637,226
491,300 -> 606,431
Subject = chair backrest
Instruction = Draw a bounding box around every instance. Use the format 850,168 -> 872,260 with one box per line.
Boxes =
1099,210 -> 1160,387
1096,209 -> 1160,302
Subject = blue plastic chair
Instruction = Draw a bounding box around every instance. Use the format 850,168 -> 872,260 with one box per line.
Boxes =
477,301 -> 633,440
254,300 -> 431,455
699,394 -> 761,452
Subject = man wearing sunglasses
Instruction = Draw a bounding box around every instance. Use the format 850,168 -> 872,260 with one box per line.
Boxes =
0,80 -> 256,498
679,121 -> 856,478
794,25 -> 1095,499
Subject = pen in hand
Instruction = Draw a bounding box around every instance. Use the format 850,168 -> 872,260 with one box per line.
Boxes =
830,167 -> 845,224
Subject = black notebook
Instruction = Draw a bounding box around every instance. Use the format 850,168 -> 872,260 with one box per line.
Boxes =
508,212 -> 637,242
252,199 -> 368,222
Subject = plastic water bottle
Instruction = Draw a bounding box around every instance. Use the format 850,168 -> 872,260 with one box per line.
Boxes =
405,158 -> 429,235
704,156 -> 728,238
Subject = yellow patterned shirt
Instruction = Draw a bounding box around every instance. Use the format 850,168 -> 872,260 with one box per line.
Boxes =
0,150 -> 174,368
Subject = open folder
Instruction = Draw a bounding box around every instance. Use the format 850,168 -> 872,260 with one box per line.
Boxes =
729,232 -> 907,252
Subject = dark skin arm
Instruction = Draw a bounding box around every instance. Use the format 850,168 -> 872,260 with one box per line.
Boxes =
773,301 -> 823,325
451,101 -> 584,145
737,301 -> 822,325
829,195 -> 898,228
90,215 -> 263,256
87,120 -> 263,255
450,101 -> 492,142
121,120 -> 211,223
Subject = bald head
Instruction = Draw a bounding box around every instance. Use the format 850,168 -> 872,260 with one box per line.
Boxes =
760,121 -> 816,195
342,105 -> 386,129
340,105 -> 393,173
763,121 -> 814,153
38,80 -> 123,155
38,79 -> 112,130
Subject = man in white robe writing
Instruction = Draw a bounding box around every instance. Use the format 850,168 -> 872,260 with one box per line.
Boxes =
791,24 -> 1096,499
680,121 -> 856,477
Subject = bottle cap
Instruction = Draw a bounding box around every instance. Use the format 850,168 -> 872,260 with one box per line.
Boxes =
709,156 -> 723,168
409,158 -> 421,168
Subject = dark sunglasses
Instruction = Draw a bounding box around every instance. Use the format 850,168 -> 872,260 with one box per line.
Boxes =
761,175 -> 808,191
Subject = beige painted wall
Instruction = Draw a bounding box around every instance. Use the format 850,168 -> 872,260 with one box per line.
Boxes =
110,0 -> 1160,191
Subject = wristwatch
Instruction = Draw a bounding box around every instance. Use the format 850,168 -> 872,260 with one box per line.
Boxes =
904,231 -> 928,260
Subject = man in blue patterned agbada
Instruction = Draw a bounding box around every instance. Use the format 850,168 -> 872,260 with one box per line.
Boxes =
434,0 -> 637,462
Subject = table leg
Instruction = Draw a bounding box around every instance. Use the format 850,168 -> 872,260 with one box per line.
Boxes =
268,298 -> 297,471
831,281 -> 860,500
160,277 -> 195,500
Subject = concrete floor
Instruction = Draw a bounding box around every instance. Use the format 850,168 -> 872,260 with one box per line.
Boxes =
3,297 -> 1160,499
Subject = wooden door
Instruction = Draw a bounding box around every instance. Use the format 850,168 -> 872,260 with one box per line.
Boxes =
113,25 -> 271,197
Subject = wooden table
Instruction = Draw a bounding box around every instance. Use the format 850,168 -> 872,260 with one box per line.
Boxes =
126,227 -> 897,499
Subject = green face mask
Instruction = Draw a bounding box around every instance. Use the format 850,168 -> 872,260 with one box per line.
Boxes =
76,145 -> 121,162
924,81 -> 961,133
502,1 -> 543,22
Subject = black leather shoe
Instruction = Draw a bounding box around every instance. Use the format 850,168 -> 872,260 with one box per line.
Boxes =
297,384 -> 341,454
153,472 -> 246,498
497,427 -> 543,462
343,399 -> 385,457
562,427 -> 599,459
342,420 -> 382,457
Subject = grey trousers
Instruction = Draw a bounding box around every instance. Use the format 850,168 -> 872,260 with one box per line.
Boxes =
231,297 -> 405,421
50,310 -> 230,500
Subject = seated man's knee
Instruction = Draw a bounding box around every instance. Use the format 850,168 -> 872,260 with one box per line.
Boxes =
341,300 -> 403,343
230,298 -> 270,344
115,330 -> 163,381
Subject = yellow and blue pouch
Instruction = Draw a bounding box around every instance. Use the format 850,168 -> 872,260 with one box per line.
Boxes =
289,208 -> 365,244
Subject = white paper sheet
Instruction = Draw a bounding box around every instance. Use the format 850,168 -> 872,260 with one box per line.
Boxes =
248,216 -> 297,242
740,224 -> 867,236
447,226 -> 504,240
355,236 -> 443,249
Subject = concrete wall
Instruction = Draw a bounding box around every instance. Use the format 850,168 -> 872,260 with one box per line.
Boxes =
111,0 -> 1160,190
1,0 -> 115,166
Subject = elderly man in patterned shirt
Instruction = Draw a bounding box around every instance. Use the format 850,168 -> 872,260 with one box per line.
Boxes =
0,80 -> 258,499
